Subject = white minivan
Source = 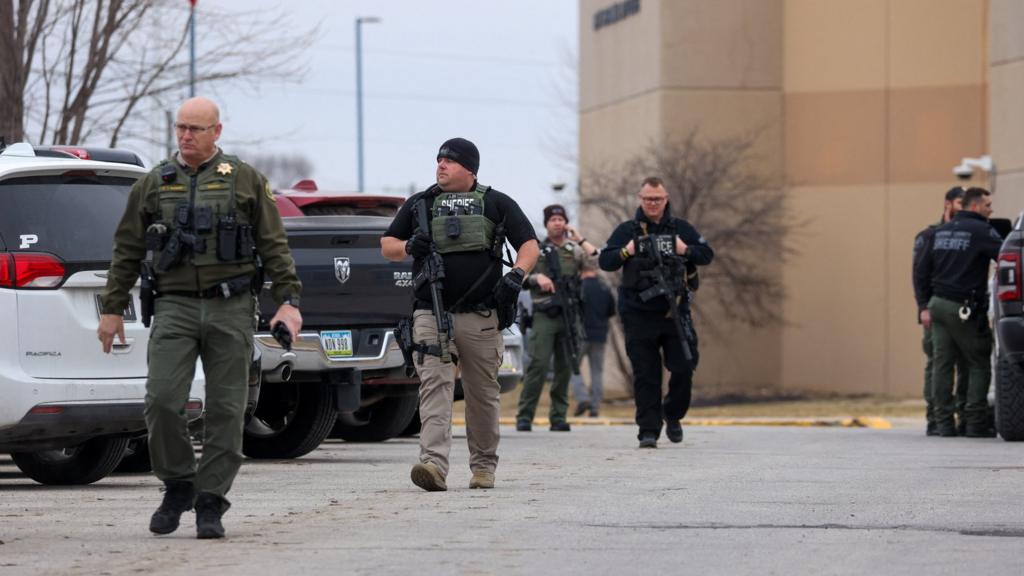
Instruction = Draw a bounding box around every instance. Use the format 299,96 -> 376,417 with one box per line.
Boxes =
0,143 -> 205,484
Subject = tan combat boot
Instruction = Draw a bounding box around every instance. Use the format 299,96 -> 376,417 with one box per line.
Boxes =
469,471 -> 495,489
410,462 -> 447,492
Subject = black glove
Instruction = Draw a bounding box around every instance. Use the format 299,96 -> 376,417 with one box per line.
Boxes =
494,267 -> 525,305
405,233 -> 432,258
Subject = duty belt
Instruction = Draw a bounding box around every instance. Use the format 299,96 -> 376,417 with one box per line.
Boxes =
159,273 -> 255,300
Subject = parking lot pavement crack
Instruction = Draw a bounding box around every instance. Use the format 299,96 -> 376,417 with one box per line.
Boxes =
583,522 -> 1024,537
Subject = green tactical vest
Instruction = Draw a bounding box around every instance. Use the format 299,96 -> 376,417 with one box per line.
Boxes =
429,183 -> 497,254
152,153 -> 255,269
530,240 -> 581,301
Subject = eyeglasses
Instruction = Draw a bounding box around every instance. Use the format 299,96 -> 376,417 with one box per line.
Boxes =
639,196 -> 668,204
173,123 -> 217,134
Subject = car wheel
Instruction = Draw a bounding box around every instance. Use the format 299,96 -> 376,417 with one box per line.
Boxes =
995,354 -> 1024,441
242,380 -> 337,459
115,438 -> 152,473
332,394 -> 420,442
11,435 -> 131,485
399,409 -> 422,437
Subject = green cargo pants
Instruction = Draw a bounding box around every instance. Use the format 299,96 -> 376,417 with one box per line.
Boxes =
922,325 -> 968,426
516,311 -> 574,425
927,296 -> 992,429
144,293 -> 255,497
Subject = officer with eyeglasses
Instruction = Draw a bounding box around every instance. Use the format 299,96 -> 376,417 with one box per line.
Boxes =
598,176 -> 713,449
98,96 -> 302,539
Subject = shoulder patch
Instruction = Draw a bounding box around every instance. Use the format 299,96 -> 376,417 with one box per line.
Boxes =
264,181 -> 274,202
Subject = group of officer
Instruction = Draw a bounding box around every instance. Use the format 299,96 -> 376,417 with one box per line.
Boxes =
381,144 -> 714,490
96,96 -> 714,538
913,186 -> 1001,438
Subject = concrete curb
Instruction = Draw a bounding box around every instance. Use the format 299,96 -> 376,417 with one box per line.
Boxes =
449,416 -> 893,429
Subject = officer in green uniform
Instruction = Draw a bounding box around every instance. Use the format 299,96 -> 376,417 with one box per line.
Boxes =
921,187 -> 1000,437
97,97 -> 302,538
515,205 -> 598,432
912,187 -> 969,436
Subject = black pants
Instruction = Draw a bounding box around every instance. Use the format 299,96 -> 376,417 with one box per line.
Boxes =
622,309 -> 698,440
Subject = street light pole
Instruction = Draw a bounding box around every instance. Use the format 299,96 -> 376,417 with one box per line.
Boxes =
355,16 -> 380,193
189,0 -> 197,97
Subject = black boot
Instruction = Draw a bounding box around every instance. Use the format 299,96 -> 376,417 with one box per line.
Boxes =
149,480 -> 195,535
195,492 -> 231,539
665,420 -> 683,443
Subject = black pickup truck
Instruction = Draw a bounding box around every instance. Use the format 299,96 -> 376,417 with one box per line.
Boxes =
240,186 -> 524,459
993,213 -> 1024,441
242,212 -> 416,458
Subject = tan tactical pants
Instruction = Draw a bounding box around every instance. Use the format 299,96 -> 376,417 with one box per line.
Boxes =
413,308 -> 504,478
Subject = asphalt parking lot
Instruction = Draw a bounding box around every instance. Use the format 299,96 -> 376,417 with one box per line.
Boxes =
1,424 -> 1022,575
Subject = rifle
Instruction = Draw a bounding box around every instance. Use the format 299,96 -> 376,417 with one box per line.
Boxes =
637,233 -> 695,366
411,198 -> 453,364
543,245 -> 584,375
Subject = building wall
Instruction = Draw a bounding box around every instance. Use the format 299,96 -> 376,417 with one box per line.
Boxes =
991,0 -> 1024,215
781,0 -> 987,396
580,0 -> 784,397
579,0 -> 992,397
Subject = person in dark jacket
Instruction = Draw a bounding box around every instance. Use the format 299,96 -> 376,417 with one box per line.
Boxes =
598,177 -> 714,448
920,187 -> 1000,437
912,186 -> 968,436
571,257 -> 616,417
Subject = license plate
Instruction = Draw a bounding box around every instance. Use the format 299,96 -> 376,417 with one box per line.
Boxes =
95,294 -> 137,323
320,330 -> 354,359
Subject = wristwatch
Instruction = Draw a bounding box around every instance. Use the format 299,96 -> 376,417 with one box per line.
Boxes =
283,296 -> 300,309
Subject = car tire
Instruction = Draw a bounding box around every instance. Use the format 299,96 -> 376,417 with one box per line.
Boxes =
242,380 -> 338,459
11,435 -> 131,485
333,394 -> 420,443
399,409 -> 422,437
995,354 -> 1024,441
115,438 -> 153,473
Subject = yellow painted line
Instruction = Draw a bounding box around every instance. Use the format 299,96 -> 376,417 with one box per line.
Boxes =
448,416 -> 893,429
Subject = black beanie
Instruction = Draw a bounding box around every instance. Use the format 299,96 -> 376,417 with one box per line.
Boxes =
543,204 -> 568,225
437,138 -> 480,175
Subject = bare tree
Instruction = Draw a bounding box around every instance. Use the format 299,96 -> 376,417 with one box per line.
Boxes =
246,151 -> 315,190
582,129 -> 791,329
1,0 -> 315,148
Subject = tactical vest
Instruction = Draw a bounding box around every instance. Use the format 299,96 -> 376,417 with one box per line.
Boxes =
531,240 -> 581,300
151,154 -> 255,269
429,184 -> 496,254
623,221 -> 683,292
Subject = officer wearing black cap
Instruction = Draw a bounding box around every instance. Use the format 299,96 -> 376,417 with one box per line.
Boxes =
920,187 -> 1000,437
912,186 -> 969,436
515,204 -> 598,432
599,176 -> 713,449
381,138 -> 539,491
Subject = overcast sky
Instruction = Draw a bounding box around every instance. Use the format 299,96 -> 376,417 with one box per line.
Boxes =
181,0 -> 579,230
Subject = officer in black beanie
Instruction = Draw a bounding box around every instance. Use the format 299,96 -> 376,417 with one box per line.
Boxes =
382,138 -> 539,491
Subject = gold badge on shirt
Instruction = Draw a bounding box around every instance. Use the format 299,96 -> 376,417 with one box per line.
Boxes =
216,162 -> 233,176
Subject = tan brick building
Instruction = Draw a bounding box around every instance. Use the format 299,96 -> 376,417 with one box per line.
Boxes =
580,0 -> 1023,397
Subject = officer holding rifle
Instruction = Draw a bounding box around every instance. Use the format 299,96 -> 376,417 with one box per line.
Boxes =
515,205 -> 598,432
599,177 -> 713,449
381,138 -> 538,492
97,97 -> 302,539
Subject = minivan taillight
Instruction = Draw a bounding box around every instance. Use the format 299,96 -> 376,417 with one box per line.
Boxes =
998,252 -> 1021,302
0,253 -> 66,289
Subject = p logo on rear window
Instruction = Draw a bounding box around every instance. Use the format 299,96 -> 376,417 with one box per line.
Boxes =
19,234 -> 38,249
